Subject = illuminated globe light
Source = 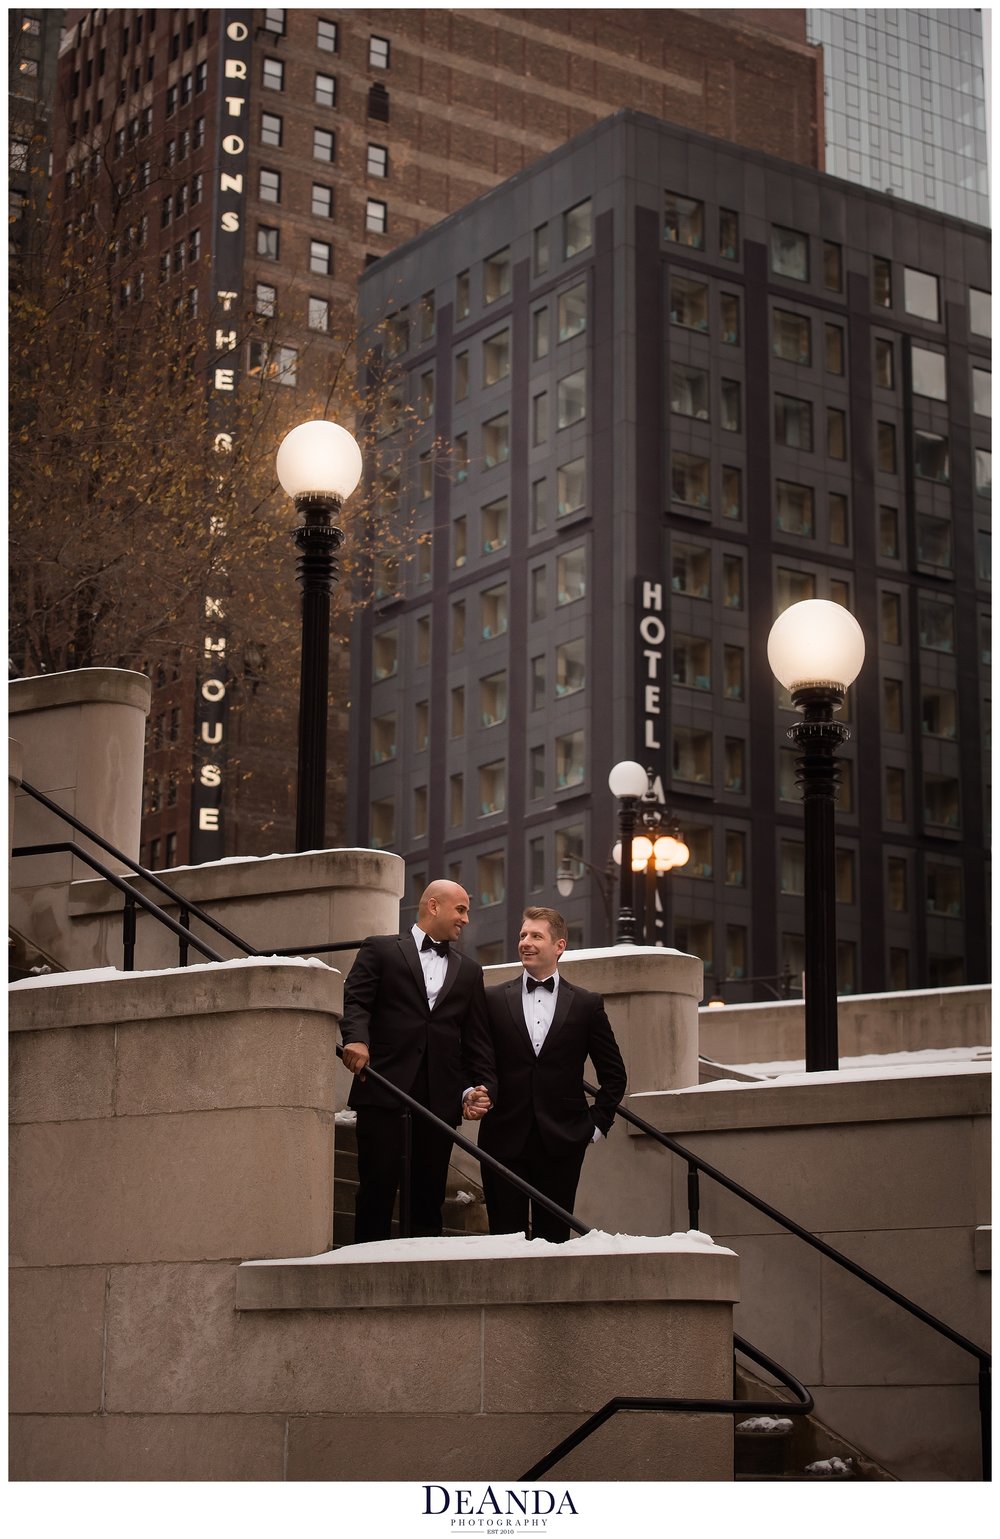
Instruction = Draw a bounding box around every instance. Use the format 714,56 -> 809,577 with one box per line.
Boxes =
766,599 -> 865,696
607,760 -> 648,799
276,420 -> 363,503
631,834 -> 653,872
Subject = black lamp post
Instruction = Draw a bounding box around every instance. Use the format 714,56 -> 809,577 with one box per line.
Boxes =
607,759 -> 648,944
276,420 -> 363,853
767,599 -> 865,1072
634,770 -> 690,945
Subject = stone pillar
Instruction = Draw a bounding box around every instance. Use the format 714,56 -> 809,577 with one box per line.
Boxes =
9,669 -> 151,961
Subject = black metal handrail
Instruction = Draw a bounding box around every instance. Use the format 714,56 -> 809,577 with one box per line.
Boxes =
588,1080 -> 992,1480
13,779 -> 368,969
521,1332 -> 814,1481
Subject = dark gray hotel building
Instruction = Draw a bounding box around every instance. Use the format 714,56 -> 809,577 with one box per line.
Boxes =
349,110 -> 991,996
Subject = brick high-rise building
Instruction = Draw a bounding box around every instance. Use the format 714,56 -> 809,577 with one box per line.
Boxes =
47,7 -> 825,867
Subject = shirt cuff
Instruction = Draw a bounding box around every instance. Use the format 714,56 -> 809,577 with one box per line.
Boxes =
591,1126 -> 604,1143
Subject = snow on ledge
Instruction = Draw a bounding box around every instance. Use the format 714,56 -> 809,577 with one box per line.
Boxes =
632,1057 -> 991,1097
9,954 -> 335,991
242,1227 -> 735,1268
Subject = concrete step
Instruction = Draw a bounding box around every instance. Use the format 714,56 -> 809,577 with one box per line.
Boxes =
733,1366 -> 895,1481
332,1115 -> 489,1247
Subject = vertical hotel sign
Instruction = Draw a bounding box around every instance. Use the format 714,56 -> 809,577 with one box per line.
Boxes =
190,10 -> 251,862
634,575 -> 668,784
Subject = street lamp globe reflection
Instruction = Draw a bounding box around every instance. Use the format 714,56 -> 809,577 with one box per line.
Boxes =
276,419 -> 364,505
607,759 -> 648,800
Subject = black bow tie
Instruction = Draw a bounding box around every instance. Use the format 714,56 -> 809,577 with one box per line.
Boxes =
421,934 -> 450,958
526,975 -> 555,993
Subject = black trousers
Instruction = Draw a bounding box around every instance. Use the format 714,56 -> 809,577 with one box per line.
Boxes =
352,1063 -> 454,1243
481,1122 -> 588,1244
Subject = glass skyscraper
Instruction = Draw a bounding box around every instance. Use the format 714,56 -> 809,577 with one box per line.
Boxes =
808,8 -> 989,225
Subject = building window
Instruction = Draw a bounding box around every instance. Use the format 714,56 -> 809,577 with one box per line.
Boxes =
257,225 -> 279,261
773,310 -> 810,365
483,413 -> 509,468
451,687 -> 465,737
672,542 -> 710,599
873,256 -> 892,308
261,112 -> 282,148
774,394 -> 812,451
480,669 -> 507,725
827,408 -> 847,460
557,369 -> 586,429
720,208 -> 739,260
829,493 -> 849,547
875,337 -> 894,388
877,422 -> 897,474
368,82 -> 390,121
771,225 -> 808,281
369,35 -> 390,69
533,224 -> 550,277
558,458 -> 585,518
914,431 -> 949,484
529,568 -> 546,624
780,839 -> 805,895
823,240 -> 843,292
926,863 -> 962,917
483,329 -> 510,387
924,775 -> 960,830
720,291 -> 740,346
414,700 -> 431,754
887,766 -> 908,825
315,73 -> 336,107
975,450 -> 992,497
883,679 -> 904,734
922,686 -> 957,740
671,453 -> 710,510
454,350 -> 469,402
880,591 -> 902,647
482,496 -> 508,555
479,761 -> 506,817
722,466 -> 742,521
373,627 -> 398,681
916,514 -> 953,571
264,9 -> 286,33
720,380 -> 741,433
904,267 -> 940,322
529,746 -> 546,800
825,324 -> 845,376
531,478 -> 548,534
973,368 -> 991,417
481,584 -> 509,642
309,240 -> 332,275
555,638 -> 586,697
263,58 -> 284,91
533,308 -> 550,360
365,198 -> 387,234
556,730 -> 586,789
456,270 -> 470,320
879,506 -> 899,559
671,364 -> 709,420
532,392 -> 548,446
671,276 -> 709,332
317,18 -> 338,52
452,433 -> 469,483
371,712 -> 397,764
918,596 -> 955,654
723,645 -> 744,700
664,191 -> 703,249
912,346 -> 947,401
556,547 -> 586,606
255,282 -> 276,317
776,567 -> 815,611
452,515 -> 467,568
563,198 -> 592,258
484,247 -> 511,305
673,726 -> 712,785
367,142 -> 388,177
313,128 -> 335,162
310,183 -> 334,220
308,296 -> 329,332
969,288 -> 991,338
370,797 -> 395,850
259,168 -> 280,204
530,654 -> 546,709
415,614 -> 431,666
672,634 -> 712,692
775,481 -> 814,541
558,281 -> 586,343
412,785 -> 428,841
477,851 -> 505,908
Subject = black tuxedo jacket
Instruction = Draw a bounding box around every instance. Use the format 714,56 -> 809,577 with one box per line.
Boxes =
341,933 -> 497,1126
477,975 -> 627,1161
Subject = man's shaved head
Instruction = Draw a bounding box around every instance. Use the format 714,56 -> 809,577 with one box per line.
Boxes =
418,880 -> 472,942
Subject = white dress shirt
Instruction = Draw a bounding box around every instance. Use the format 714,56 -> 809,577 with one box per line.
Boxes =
412,922 -> 448,1009
521,968 -> 602,1141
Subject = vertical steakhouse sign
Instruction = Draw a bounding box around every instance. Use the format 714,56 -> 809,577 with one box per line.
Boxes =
189,10 -> 250,862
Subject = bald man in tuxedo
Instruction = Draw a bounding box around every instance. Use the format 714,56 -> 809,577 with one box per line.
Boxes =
477,906 -> 626,1243
341,879 -> 497,1242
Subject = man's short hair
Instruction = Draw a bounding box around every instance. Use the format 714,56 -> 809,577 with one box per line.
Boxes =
521,906 -> 568,944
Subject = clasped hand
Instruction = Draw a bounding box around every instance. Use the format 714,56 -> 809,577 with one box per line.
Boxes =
462,1085 -> 492,1121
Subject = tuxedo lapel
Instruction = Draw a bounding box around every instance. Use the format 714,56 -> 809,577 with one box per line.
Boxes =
539,978 -> 574,1053
504,978 -> 535,1054
397,933 -> 427,1000
435,948 -> 462,1009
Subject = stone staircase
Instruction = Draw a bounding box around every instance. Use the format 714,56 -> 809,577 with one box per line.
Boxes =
733,1365 -> 895,1480
332,1114 -> 489,1247
8,928 -> 62,983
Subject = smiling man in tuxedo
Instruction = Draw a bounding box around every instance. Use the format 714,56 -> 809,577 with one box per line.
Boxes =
477,906 -> 627,1243
340,879 -> 497,1243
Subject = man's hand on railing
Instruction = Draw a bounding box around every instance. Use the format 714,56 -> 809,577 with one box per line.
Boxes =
462,1085 -> 492,1121
341,1042 -> 370,1079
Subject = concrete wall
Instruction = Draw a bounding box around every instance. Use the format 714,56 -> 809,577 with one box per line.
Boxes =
700,986 -> 992,1066
629,1068 -> 991,1480
9,958 -> 735,1483
10,669 -> 150,959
